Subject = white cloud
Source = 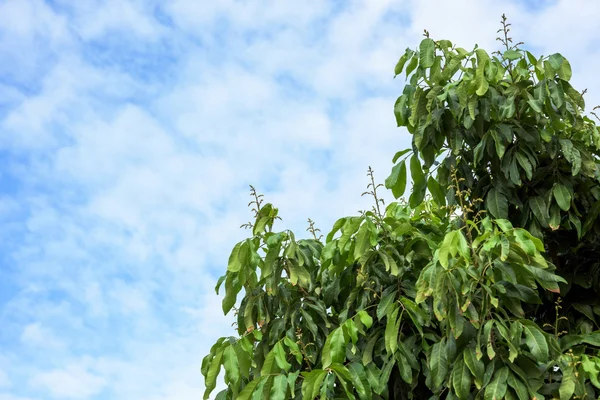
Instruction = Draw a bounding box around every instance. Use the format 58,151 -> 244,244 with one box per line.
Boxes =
20,323 -> 64,350
29,363 -> 106,399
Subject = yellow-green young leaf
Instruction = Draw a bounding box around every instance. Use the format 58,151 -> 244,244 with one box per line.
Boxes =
581,356 -> 600,388
322,328 -> 346,368
356,310 -> 373,329
222,274 -> 238,315
486,187 -> 508,219
464,347 -> 484,389
301,370 -> 328,400
326,217 -> 346,243
223,345 -> 240,386
385,305 -> 400,354
430,340 -> 449,389
452,357 -> 472,400
203,347 -> 224,399
270,375 -> 288,400
553,183 -> 572,211
484,367 -> 508,400
419,38 -> 435,68
520,320 -> 549,362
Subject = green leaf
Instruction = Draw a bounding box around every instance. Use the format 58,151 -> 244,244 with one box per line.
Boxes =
377,289 -> 396,321
559,332 -> 600,351
484,367 -> 508,400
559,368 -> 576,400
410,155 -> 425,186
322,328 -> 346,368
237,378 -> 262,400
529,196 -> 549,228
430,340 -> 449,389
357,310 -> 373,329
405,52 -> 419,77
270,375 -> 288,400
274,342 -> 292,372
553,183 -> 572,211
385,305 -> 400,354
503,49 -> 522,61
203,347 -> 224,399
354,223 -> 371,260
452,357 -> 472,400
388,161 -> 407,199
392,149 -> 411,164
288,262 -> 311,287
330,364 -> 357,399
428,176 -> 446,206
227,242 -> 243,272
521,264 -> 566,293
476,49 -> 490,96
419,38 -> 435,68
507,372 -> 529,400
301,370 -> 328,400
464,347 -> 484,389
394,51 -> 410,77
223,344 -> 240,386
348,362 -> 372,400
486,187 -> 508,219
222,274 -> 240,315
520,320 -> 549,362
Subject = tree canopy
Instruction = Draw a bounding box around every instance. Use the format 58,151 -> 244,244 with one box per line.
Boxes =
202,16 -> 600,399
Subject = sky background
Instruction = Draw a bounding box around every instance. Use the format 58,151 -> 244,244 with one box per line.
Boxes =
0,0 -> 599,399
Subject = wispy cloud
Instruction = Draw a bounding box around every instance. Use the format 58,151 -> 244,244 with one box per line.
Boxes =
1,0 -> 599,399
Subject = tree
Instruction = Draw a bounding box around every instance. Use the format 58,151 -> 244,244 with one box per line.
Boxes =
202,16 -> 600,399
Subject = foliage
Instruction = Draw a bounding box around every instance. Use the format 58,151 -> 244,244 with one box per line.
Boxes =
202,16 -> 600,399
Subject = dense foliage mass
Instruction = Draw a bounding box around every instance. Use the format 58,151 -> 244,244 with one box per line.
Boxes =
202,18 -> 600,399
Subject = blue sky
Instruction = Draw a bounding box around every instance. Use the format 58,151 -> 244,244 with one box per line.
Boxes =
0,0 -> 599,399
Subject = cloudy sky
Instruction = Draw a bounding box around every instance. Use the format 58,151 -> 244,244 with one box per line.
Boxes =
0,0 -> 599,399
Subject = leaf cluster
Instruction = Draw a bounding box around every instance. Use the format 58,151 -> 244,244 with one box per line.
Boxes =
202,21 -> 600,400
